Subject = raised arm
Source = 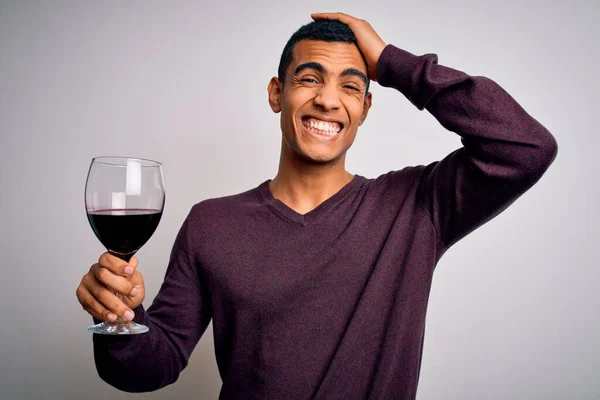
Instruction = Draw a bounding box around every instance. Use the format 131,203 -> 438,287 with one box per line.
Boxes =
377,44 -> 558,248
92,207 -> 212,392
312,12 -> 558,249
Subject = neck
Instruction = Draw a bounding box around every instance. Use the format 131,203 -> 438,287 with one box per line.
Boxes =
269,149 -> 354,215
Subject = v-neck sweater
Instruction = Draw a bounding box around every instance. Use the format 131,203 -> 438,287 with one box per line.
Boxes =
257,176 -> 367,226
92,44 -> 558,399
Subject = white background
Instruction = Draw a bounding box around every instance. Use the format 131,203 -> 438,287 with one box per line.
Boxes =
1,0 -> 598,399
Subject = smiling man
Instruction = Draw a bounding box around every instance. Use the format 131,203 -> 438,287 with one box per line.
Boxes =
77,13 -> 558,399
266,24 -> 375,214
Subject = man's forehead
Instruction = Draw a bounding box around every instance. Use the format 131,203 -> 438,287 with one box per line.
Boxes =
291,40 -> 367,73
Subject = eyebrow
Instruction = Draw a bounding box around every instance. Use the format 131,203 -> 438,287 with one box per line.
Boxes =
294,62 -> 368,86
340,68 -> 368,85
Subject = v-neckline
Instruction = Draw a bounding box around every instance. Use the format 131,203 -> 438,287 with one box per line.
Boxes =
258,175 -> 367,226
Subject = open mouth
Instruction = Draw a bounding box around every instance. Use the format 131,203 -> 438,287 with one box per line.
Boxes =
301,116 -> 344,138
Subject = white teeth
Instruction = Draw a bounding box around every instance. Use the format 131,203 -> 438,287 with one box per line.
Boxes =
303,117 -> 341,135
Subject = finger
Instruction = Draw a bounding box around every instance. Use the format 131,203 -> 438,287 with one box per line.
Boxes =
83,273 -> 136,321
128,270 -> 144,293
97,252 -> 137,277
93,264 -> 136,296
76,284 -> 117,322
121,272 -> 145,309
311,12 -> 354,23
129,256 -> 139,271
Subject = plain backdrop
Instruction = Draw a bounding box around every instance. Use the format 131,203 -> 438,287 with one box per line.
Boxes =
1,1 -> 598,399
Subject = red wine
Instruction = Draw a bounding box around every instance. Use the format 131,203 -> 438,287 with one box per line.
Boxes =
87,209 -> 162,261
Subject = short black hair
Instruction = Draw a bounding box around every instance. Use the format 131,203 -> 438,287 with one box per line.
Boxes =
277,20 -> 370,93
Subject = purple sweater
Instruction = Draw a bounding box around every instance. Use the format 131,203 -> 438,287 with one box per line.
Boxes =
93,45 -> 558,399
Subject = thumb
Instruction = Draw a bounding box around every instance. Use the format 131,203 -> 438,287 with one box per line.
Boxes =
123,271 -> 145,308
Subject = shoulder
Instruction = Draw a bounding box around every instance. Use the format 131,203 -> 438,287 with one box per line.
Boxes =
179,182 -> 268,256
185,182 -> 265,225
365,164 -> 431,195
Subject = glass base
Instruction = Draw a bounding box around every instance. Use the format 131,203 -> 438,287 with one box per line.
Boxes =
88,317 -> 149,335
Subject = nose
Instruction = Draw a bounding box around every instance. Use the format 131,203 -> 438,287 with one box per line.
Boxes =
314,83 -> 341,111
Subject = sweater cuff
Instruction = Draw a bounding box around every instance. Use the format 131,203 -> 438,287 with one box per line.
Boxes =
376,44 -> 423,95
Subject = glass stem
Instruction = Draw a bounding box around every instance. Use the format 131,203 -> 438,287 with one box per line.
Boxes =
105,250 -> 135,324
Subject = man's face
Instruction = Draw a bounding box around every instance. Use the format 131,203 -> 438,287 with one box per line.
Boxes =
268,40 -> 372,164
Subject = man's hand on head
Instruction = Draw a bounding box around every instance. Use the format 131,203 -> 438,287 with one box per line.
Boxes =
311,12 -> 387,82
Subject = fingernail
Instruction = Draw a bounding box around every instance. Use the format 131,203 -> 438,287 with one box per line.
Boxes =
124,310 -> 134,321
124,266 -> 134,275
107,313 -> 116,321
130,287 -> 138,296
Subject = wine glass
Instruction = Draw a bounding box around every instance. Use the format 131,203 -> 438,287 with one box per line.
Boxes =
85,156 -> 165,335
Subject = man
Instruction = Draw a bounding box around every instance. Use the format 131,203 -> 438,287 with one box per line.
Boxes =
76,12 -> 558,399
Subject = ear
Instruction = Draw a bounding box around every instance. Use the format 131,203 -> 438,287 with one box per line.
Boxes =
358,92 -> 372,126
268,77 -> 283,113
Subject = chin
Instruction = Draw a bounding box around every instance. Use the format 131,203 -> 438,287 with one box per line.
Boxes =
295,147 -> 346,165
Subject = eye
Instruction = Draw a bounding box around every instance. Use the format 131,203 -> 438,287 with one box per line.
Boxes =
343,84 -> 361,92
301,77 -> 319,84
